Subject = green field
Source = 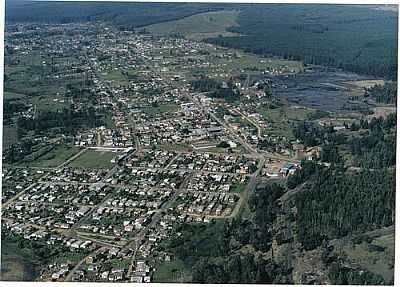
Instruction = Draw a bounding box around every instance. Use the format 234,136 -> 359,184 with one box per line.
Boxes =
331,227 -> 394,284
219,53 -> 304,74
257,105 -> 314,139
231,182 -> 246,193
4,91 -> 26,100
142,104 -> 180,116
153,259 -> 191,283
68,149 -> 117,169
0,239 -> 38,281
99,69 -> 129,86
145,10 -> 240,40
52,251 -> 86,265
3,125 -> 19,149
27,145 -> 81,168
31,96 -> 70,112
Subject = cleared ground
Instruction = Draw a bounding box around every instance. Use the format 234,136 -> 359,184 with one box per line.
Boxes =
345,79 -> 385,89
145,10 -> 240,40
367,106 -> 397,120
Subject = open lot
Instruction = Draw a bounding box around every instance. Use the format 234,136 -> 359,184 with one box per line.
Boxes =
142,104 -> 180,116
27,145 -> 81,168
68,149 -> 117,169
153,259 -> 191,283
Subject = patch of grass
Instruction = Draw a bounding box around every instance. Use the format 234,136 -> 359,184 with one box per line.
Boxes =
220,53 -> 303,74
143,104 -> 180,116
99,69 -> 129,85
31,96 -> 70,112
153,259 -> 191,283
156,143 -> 192,152
27,145 -> 81,168
145,10 -> 239,40
53,251 -> 86,265
0,238 -> 39,281
4,91 -> 26,100
104,113 -> 116,129
332,227 -> 394,284
3,125 -> 19,149
231,182 -> 246,193
68,149 -> 117,169
257,105 -> 314,139
107,258 -> 131,269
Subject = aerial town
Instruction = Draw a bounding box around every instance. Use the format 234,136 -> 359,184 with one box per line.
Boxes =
2,5 -> 396,283
2,21 -> 306,282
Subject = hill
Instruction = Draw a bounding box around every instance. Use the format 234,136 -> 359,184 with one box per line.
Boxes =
144,10 -> 240,40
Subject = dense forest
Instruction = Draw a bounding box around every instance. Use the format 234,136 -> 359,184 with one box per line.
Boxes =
5,1 -> 223,28
366,82 -> 397,104
207,5 -> 398,79
349,115 -> 396,168
295,167 -> 395,250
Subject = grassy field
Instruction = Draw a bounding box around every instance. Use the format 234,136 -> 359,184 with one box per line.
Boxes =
27,145 -> 81,168
145,10 -> 240,40
52,251 -> 86,265
153,259 -> 191,283
0,239 -> 38,281
30,96 -> 70,112
156,143 -> 193,152
4,52 -> 84,111
68,149 -> 117,169
257,105 -> 314,139
230,182 -> 246,193
107,258 -> 131,269
4,91 -> 26,100
331,226 -> 394,284
342,234 -> 394,284
219,52 -> 304,74
99,69 -> 129,86
142,104 -> 180,116
3,125 -> 19,149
